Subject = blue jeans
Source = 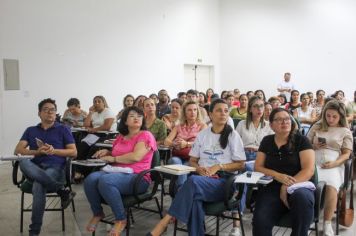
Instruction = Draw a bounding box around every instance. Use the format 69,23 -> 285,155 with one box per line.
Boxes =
168,175 -> 227,236
167,156 -> 190,189
19,159 -> 65,235
84,171 -> 149,220
239,150 -> 256,212
252,184 -> 315,236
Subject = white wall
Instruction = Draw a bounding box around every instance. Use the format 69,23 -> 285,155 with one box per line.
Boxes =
220,0 -> 356,99
0,0 -> 220,155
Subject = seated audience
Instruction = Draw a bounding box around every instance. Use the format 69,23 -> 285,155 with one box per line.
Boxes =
307,91 -> 315,106
252,108 -> 315,236
232,88 -> 241,107
162,98 -> 183,132
293,93 -> 316,135
187,89 -> 209,123
264,102 -> 273,121
230,94 -> 248,120
277,93 -> 288,108
148,99 -> 246,236
134,95 -> 147,110
225,94 -> 235,112
62,98 -> 87,127
307,100 -> 353,236
177,91 -> 187,103
254,89 -> 266,102
268,96 -> 281,110
246,91 -> 254,99
14,98 -> 77,236
75,96 -> 116,178
149,93 -> 159,105
143,98 -> 167,145
206,88 -> 214,104
156,89 -> 171,119
285,89 -> 301,112
198,92 -> 207,108
313,89 -> 325,119
116,94 -> 134,120
84,106 -> 157,236
164,100 -> 207,188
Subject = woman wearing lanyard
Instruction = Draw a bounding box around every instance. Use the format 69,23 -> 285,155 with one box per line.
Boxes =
148,99 -> 246,236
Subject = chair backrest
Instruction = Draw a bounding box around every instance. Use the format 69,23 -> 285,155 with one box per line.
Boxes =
343,157 -> 353,190
151,150 -> 160,168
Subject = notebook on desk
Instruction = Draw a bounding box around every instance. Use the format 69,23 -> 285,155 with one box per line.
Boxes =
234,171 -> 273,184
155,165 -> 196,175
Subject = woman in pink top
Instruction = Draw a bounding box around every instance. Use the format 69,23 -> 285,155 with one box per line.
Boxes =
84,106 -> 157,236
164,100 -> 207,188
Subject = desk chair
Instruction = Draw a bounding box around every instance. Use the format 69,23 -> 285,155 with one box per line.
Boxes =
12,158 -> 75,233
173,174 -> 245,236
93,150 -> 163,236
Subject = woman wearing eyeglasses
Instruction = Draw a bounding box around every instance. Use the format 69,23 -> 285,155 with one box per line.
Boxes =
252,108 -> 315,236
84,106 -> 157,236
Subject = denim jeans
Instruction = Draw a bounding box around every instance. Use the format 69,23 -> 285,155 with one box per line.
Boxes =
84,171 -> 149,220
167,156 -> 190,189
168,175 -> 227,236
252,184 -> 315,236
19,159 -> 65,235
239,150 -> 257,212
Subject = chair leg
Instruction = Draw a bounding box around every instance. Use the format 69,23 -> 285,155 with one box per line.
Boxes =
20,192 -> 24,233
215,216 -> 220,236
155,197 -> 163,218
336,199 -> 340,235
71,198 -> 76,212
126,208 -> 131,236
61,207 -> 65,231
173,219 -> 178,236
237,207 -> 245,236
315,222 -> 319,236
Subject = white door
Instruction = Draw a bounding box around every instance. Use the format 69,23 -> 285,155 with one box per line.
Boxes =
184,64 -> 214,92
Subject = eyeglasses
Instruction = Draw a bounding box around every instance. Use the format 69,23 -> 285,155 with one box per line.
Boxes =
128,114 -> 144,119
252,104 -> 264,109
273,117 -> 291,124
42,108 -> 57,113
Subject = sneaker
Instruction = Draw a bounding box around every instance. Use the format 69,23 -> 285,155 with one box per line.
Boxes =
323,221 -> 334,236
229,227 -> 242,236
57,188 -> 76,209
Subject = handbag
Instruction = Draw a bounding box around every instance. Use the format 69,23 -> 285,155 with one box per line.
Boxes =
172,147 -> 191,160
339,173 -> 354,227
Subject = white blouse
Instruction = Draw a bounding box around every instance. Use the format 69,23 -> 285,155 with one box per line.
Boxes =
235,120 -> 274,149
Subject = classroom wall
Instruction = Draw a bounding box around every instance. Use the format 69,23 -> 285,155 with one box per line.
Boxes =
0,0 -> 220,155
220,0 -> 356,99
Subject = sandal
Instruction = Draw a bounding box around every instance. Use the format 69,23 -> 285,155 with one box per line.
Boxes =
109,220 -> 127,236
86,214 -> 105,232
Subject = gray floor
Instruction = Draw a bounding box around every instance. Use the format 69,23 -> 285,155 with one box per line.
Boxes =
1,161 -> 355,236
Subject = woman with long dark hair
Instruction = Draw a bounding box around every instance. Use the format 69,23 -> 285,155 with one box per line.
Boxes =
252,108 -> 315,236
148,99 -> 246,236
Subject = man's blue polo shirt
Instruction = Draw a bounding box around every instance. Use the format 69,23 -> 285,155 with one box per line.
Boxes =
20,122 -> 75,168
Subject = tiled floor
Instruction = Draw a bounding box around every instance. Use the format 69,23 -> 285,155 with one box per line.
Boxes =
0,161 -> 355,236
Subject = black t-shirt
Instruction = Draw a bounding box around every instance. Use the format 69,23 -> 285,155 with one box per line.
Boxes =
258,133 -> 313,179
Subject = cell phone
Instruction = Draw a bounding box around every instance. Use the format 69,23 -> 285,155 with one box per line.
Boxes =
35,138 -> 44,147
246,171 -> 252,178
318,137 -> 326,144
260,175 -> 273,181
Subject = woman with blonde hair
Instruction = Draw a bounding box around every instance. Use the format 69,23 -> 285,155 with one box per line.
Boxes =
307,100 -> 353,236
164,100 -> 207,188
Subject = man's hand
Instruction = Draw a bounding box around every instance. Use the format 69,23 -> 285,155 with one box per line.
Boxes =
207,165 -> 220,176
37,143 -> 55,155
196,166 -> 210,176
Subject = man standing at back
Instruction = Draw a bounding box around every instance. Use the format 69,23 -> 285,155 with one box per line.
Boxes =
277,72 -> 295,100
14,98 -> 77,236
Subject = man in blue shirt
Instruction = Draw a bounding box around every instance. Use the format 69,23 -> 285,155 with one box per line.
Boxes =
14,98 -> 77,236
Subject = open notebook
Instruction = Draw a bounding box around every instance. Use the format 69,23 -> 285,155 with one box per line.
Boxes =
155,164 -> 196,175
234,171 -> 273,184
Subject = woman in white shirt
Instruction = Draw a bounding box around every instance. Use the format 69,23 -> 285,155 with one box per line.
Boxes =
148,99 -> 246,236
293,93 -> 316,135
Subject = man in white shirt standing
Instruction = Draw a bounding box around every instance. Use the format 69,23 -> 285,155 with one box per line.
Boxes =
277,72 -> 295,100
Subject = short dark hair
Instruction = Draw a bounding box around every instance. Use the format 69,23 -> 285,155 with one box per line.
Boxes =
67,98 -> 80,107
118,106 -> 146,135
186,89 -> 198,96
177,92 -> 186,98
171,98 -> 183,106
38,98 -> 57,112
